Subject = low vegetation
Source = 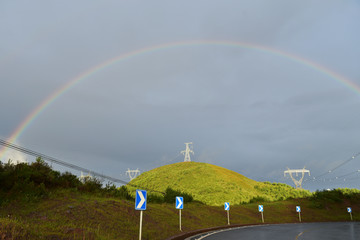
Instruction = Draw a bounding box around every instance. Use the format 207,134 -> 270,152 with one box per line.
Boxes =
129,162 -> 311,205
0,157 -> 132,205
0,159 -> 358,239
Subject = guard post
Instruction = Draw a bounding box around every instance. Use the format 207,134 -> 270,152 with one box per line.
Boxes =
258,205 -> 264,223
224,202 -> 230,225
347,207 -> 353,221
296,206 -> 301,222
176,196 -> 184,231
135,190 -> 147,240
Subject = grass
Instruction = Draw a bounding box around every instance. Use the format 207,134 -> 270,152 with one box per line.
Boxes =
0,189 -> 358,239
128,162 -> 311,205
1,160 -> 358,239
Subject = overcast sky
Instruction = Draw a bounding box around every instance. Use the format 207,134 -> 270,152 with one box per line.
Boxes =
1,0 -> 360,191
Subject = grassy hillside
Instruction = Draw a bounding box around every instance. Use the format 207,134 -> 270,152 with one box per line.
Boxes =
1,159 -> 359,239
128,162 -> 311,205
0,189 -> 359,240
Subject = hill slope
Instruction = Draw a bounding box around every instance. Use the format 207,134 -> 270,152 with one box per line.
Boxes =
128,162 -> 310,205
1,159 -> 359,239
1,190 -> 359,239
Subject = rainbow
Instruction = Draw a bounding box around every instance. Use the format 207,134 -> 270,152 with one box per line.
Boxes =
1,40 -> 359,160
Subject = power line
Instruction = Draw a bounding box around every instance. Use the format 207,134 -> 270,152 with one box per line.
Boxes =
0,138 -> 164,194
335,170 -> 360,179
311,152 -> 360,180
319,170 -> 360,182
140,152 -> 182,173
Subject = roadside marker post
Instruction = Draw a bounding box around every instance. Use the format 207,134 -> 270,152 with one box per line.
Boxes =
347,207 -> 353,221
224,202 -> 230,225
258,205 -> 264,223
135,190 -> 147,240
176,196 -> 184,231
296,206 -> 301,222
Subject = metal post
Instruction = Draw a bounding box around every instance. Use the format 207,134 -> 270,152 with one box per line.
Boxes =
139,210 -> 143,240
299,212 -> 302,222
350,212 -> 353,221
227,210 -> 230,225
179,209 -> 182,231
261,212 -> 264,223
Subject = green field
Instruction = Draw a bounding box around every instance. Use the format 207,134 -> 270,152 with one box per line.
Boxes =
0,159 -> 359,239
0,189 -> 359,240
129,162 -> 311,205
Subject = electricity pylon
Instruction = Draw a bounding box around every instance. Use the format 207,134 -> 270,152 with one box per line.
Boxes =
80,171 -> 92,183
126,168 -> 140,181
284,167 -> 310,189
181,142 -> 194,162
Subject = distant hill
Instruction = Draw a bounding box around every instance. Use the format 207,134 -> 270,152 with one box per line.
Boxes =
128,162 -> 311,205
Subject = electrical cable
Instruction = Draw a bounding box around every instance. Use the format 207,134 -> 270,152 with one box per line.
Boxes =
309,152 -> 360,181
0,138 -> 164,194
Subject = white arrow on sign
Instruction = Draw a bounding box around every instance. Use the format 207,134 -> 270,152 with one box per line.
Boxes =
347,207 -> 352,213
296,206 -> 301,212
176,197 -> 183,209
225,202 -> 230,211
136,191 -> 146,209
258,205 -> 264,212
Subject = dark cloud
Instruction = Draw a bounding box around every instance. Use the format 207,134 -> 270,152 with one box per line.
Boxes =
1,0 -> 359,191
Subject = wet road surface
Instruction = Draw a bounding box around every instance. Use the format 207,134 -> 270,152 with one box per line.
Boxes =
187,222 -> 360,240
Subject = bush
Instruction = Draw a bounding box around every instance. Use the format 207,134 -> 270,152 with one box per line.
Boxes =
310,189 -> 344,203
78,177 -> 103,193
104,184 -> 133,200
308,189 -> 357,209
58,171 -> 81,188
249,196 -> 269,203
163,187 -> 193,204
0,157 -> 134,203
147,193 -> 164,203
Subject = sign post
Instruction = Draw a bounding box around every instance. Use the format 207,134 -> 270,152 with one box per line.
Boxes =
225,202 -> 230,225
258,205 -> 264,223
135,190 -> 147,240
296,206 -> 301,222
347,207 -> 353,221
176,196 -> 184,231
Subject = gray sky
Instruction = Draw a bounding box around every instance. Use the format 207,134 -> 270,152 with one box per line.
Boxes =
1,0 -> 360,191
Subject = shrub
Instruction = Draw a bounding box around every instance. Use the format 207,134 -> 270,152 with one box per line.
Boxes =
147,193 -> 164,203
104,184 -> 134,200
0,157 -> 134,203
310,189 -> 344,203
163,187 -> 193,204
78,177 -> 103,193
249,196 -> 269,203
58,171 -> 81,188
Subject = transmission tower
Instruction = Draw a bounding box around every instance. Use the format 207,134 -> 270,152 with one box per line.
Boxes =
284,167 -> 310,189
181,142 -> 194,162
126,168 -> 140,181
79,171 -> 92,183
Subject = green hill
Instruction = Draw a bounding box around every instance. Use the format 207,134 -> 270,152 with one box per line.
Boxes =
1,158 -> 359,239
128,162 -> 311,205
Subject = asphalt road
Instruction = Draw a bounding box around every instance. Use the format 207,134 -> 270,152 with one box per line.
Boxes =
186,222 -> 360,240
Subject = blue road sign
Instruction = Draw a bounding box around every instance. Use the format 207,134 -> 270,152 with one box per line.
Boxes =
176,196 -> 183,209
296,206 -> 301,213
347,207 -> 352,213
258,205 -> 264,212
135,190 -> 147,210
225,202 -> 230,211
